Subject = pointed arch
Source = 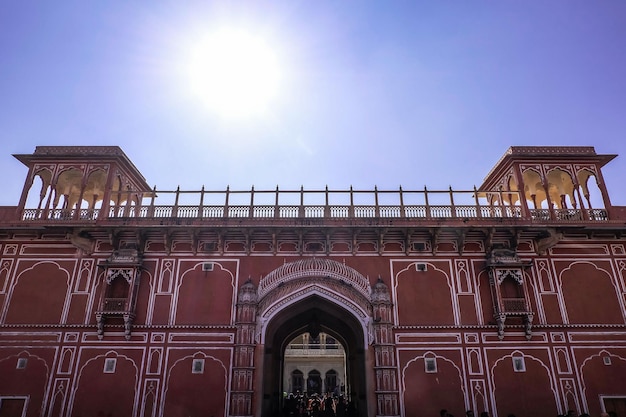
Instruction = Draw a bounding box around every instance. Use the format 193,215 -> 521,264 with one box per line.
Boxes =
258,258 -> 371,299
54,167 -> 84,210
260,292 -> 370,417
3,261 -> 71,324
258,284 -> 371,346
545,167 -> 576,209
489,350 -> 558,416
558,261 -> 624,324
257,258 -> 373,346
0,350 -> 51,416
522,168 -> 546,208
578,349 -> 626,415
69,351 -> 140,417
400,351 -> 468,417
162,351 -> 229,417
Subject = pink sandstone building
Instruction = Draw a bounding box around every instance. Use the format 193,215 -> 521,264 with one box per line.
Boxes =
0,145 -> 625,417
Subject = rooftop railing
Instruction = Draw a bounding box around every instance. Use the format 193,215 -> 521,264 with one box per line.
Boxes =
285,343 -> 345,357
19,187 -> 609,223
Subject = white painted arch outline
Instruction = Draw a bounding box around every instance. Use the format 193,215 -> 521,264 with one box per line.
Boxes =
257,283 -> 372,347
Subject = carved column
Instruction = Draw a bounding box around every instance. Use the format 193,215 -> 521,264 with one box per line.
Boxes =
74,168 -> 88,220
371,278 -> 400,417
230,280 -> 258,416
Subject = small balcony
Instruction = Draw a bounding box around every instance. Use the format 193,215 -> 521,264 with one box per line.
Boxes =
502,298 -> 531,314
98,298 -> 130,313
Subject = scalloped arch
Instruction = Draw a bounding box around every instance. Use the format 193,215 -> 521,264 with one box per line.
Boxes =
258,258 -> 371,300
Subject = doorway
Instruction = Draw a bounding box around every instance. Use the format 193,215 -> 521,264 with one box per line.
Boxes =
283,332 -> 347,396
0,397 -> 27,417
260,294 -> 368,417
603,396 -> 626,416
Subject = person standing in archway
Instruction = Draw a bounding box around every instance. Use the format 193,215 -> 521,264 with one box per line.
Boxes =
309,393 -> 322,417
324,392 -> 335,417
335,395 -> 346,417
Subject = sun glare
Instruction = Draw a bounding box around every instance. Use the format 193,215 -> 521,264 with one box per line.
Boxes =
186,29 -> 281,119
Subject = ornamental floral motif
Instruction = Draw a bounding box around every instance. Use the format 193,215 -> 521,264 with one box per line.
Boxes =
495,269 -> 524,285
258,257 -> 371,300
105,268 -> 134,284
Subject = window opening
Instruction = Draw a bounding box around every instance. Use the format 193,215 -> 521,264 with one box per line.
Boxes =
104,358 -> 117,373
425,357 -> 437,373
512,356 -> 526,372
16,358 -> 27,369
192,359 -> 205,374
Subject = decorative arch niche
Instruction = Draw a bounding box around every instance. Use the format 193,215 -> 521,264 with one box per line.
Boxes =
5,262 -> 70,325
522,169 -> 546,209
546,168 -> 577,209
24,168 -> 53,212
576,168 -> 605,210
54,168 -> 84,210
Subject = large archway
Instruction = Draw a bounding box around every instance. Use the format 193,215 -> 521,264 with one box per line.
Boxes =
250,258 -> 382,417
260,293 -> 369,417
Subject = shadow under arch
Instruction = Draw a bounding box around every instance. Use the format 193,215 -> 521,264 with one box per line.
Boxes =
260,293 -> 369,417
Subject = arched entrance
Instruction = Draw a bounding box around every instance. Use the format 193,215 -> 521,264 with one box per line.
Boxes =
230,258 -> 398,417
252,258 -> 375,417
260,294 -> 368,417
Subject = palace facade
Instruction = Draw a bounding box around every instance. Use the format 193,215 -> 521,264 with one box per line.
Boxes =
1,145 -> 626,417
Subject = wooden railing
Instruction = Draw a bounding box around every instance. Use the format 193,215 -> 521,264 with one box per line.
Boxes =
99,298 -> 129,313
502,298 -> 530,313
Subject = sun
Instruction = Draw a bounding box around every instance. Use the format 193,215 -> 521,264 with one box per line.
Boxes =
186,29 -> 281,119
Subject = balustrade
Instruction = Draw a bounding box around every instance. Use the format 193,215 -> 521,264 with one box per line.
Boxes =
285,343 -> 345,357
502,297 -> 529,313
279,206 -> 299,218
18,187 -> 610,223
101,298 -> 129,312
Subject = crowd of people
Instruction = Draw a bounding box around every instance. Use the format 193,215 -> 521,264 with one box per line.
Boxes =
283,401 -> 620,417
441,409 -> 492,417
439,408 -> 619,417
283,392 -> 358,417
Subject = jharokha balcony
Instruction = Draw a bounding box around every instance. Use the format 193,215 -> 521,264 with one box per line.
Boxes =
99,297 -> 131,313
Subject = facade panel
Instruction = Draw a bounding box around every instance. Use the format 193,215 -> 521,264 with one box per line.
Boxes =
1,145 -> 626,417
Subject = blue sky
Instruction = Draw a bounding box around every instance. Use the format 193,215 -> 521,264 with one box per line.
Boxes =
1,1 -> 626,206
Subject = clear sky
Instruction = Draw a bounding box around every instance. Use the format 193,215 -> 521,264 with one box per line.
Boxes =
1,1 -> 625,206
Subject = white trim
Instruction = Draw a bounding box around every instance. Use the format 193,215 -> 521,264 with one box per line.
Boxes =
258,285 -> 370,347
424,357 -> 437,373
103,358 -> 117,373
512,356 -> 526,372
599,395 -> 626,413
0,396 -> 29,417
16,358 -> 27,369
192,358 -> 205,374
